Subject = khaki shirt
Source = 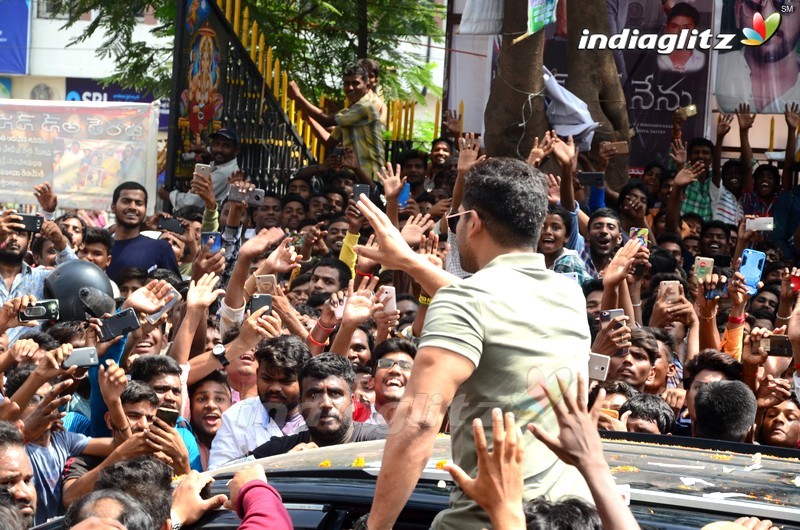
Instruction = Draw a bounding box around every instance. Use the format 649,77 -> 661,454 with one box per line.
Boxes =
420,253 -> 593,530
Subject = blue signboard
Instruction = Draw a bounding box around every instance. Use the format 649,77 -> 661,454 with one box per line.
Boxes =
0,0 -> 31,75
66,78 -> 169,129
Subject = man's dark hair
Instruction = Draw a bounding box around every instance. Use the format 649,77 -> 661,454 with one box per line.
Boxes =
281,193 -> 309,211
116,267 -> 148,287
188,370 -> 231,399
4,364 -> 36,400
751,284 -> 781,316
95,456 -> 172,527
700,220 -> 730,244
684,349 -> 741,389
83,227 -> 114,254
357,58 -> 380,81
619,393 -> 675,434
721,159 -> 747,178
343,63 -> 369,82
431,136 -> 454,152
146,267 -> 182,289
753,163 -> 781,184
588,207 -> 621,228
681,212 -> 704,228
396,293 -> 419,306
311,257 -> 352,290
523,497 -> 601,530
648,327 -> 677,364
17,330 -> 59,351
371,338 -> 417,373
667,2 -> 700,25
582,279 -> 604,298
656,232 -> 684,249
64,489 -> 153,530
46,320 -> 85,345
112,181 -> 148,205
587,380 -> 638,409
397,149 -> 429,168
173,206 -> 204,224
255,336 -> 311,375
129,354 -> 182,384
631,327 -> 659,365
546,204 -> 574,236
55,213 -> 87,237
688,137 -> 715,156
462,158 -> 548,248
30,235 -> 52,258
694,380 -> 756,442
299,352 -> 355,392
649,247 -> 678,276
0,420 -> 24,452
120,381 -> 159,408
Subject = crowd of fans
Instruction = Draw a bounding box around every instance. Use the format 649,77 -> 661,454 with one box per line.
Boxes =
0,59 -> 798,530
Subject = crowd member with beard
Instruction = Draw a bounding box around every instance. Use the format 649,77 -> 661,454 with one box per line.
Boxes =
577,208 -> 623,278
158,128 -> 240,210
250,353 -> 387,457
698,220 -> 730,261
0,420 -> 36,528
208,335 -> 310,469
104,182 -> 180,283
324,215 -> 350,255
0,209 -> 76,344
428,137 -> 453,182
188,371 -> 232,469
308,257 -> 351,296
365,338 -> 416,426
606,328 -> 659,393
280,194 -> 307,232
128,355 -> 202,472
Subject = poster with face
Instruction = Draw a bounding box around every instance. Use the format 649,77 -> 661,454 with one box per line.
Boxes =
715,0 -> 800,113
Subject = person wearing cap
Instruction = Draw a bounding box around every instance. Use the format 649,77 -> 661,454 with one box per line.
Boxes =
158,128 -> 241,210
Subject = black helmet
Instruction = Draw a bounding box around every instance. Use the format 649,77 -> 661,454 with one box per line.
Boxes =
44,261 -> 115,321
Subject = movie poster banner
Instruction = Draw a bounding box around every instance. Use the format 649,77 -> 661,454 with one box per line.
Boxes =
0,100 -> 159,211
714,0 -> 800,114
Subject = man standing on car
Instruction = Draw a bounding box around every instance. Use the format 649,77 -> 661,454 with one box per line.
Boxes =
354,158 -> 592,530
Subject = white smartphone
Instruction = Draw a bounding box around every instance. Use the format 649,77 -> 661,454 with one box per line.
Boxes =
145,288 -> 182,325
378,286 -> 396,314
745,217 -> 774,232
194,163 -> 212,178
560,272 -> 580,283
658,280 -> 681,303
588,353 -> 610,382
256,274 -> 277,294
333,296 -> 347,319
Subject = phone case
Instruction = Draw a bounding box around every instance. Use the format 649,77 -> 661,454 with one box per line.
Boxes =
145,288 -> 182,325
354,184 -> 371,201
740,249 -> 766,296
251,294 -> 273,314
397,184 -> 411,207
201,232 -> 222,253
693,256 -> 714,279
19,299 -> 59,322
379,286 -> 397,314
157,218 -> 185,235
194,164 -> 212,177
588,353 -> 610,382
156,407 -> 180,427
100,308 -> 140,342
600,309 -> 624,329
18,215 -> 43,233
578,172 -> 604,187
659,281 -> 680,302
629,227 -> 649,248
62,347 -> 99,369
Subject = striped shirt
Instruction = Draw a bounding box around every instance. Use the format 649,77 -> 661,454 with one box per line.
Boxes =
330,94 -> 385,182
710,182 -> 743,224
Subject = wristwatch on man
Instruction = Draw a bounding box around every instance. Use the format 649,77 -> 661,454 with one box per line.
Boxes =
212,344 -> 229,367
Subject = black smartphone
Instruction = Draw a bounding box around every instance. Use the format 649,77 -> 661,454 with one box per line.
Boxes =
18,299 -> 59,322
577,172 -> 604,187
251,293 -> 273,314
762,335 -> 793,357
62,347 -> 99,369
156,407 -> 180,427
353,183 -> 371,200
18,214 -> 43,233
157,217 -> 185,235
201,232 -> 222,254
99,308 -> 140,342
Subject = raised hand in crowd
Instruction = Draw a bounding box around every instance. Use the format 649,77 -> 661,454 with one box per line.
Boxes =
400,213 -> 434,248
33,182 -> 58,213
527,131 -> 554,168
122,279 -> 174,315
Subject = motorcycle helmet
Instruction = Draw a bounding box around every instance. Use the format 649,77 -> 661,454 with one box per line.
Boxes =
44,261 -> 116,321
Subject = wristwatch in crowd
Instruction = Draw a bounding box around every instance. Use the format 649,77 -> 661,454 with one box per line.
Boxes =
212,344 -> 229,367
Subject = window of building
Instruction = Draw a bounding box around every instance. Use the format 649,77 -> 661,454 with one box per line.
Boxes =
37,0 -> 70,19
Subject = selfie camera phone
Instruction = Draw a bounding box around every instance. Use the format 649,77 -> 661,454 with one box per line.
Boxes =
659,280 -> 681,303
251,293 -> 273,314
577,172 -> 604,187
255,274 -> 277,294
397,183 -> 411,208
201,232 -> 222,254
761,335 -> 793,357
600,309 -> 624,329
99,308 -> 140,342
194,163 -> 212,178
18,214 -> 43,234
745,217 -> 774,232
145,288 -> 182,325
19,299 -> 59,322
588,352 -> 611,382
740,248 -> 766,296
353,183 -> 371,201
693,256 -> 714,280
378,286 -> 397,314
156,407 -> 180,427
62,347 -> 99,369
228,185 -> 265,206
157,217 -> 185,235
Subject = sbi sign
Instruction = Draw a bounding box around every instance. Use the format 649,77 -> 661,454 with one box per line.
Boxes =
66,90 -> 146,102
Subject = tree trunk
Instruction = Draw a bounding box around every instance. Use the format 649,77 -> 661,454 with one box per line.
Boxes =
483,1 -> 547,158
356,0 -> 368,59
565,0 -> 630,190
